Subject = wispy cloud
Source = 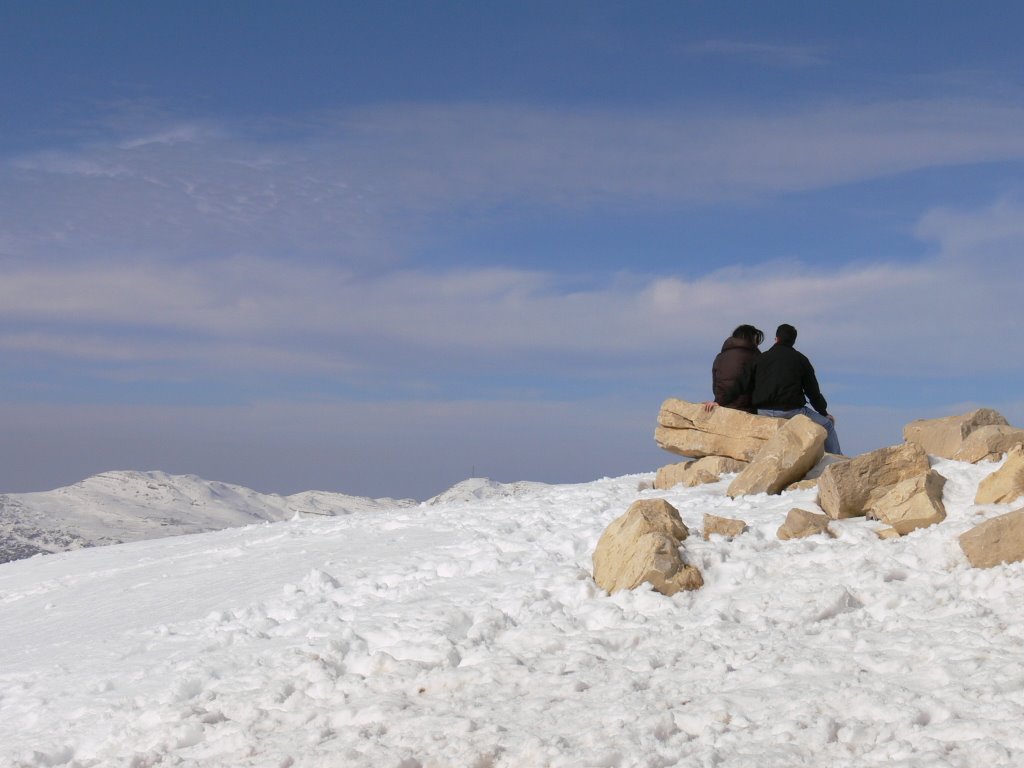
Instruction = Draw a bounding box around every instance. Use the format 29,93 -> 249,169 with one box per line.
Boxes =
1,195 -> 1022,388
6,97 -> 1024,265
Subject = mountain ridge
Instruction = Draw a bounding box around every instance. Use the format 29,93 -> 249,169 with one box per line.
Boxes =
0,469 -> 418,564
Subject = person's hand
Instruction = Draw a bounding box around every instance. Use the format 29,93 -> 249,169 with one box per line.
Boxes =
703,401 -> 717,413
827,413 -> 835,425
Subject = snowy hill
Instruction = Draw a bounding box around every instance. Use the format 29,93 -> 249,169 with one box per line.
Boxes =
2,458 -> 1024,766
0,470 -> 416,564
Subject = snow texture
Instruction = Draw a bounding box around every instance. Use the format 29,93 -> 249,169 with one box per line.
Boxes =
0,470 -> 415,563
2,458 -> 1024,766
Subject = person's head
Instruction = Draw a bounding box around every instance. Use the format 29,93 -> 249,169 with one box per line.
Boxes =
775,323 -> 798,347
731,324 -> 765,347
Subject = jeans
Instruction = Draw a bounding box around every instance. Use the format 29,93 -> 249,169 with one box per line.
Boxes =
758,407 -> 842,455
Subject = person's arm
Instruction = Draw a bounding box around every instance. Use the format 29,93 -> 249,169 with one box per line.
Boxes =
801,356 -> 829,416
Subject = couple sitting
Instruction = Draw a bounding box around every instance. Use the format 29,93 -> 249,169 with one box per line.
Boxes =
706,323 -> 842,455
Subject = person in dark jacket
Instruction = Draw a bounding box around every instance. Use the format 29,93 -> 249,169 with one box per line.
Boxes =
716,323 -> 842,454
710,324 -> 764,413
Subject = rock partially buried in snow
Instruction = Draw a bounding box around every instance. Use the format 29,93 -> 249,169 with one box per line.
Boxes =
785,453 -> 849,491
817,442 -> 930,520
592,499 -> 703,595
903,408 -> 1008,459
960,507 -> 1024,568
953,425 -> 1024,464
866,469 -> 947,537
727,415 -> 825,498
655,398 -> 783,462
975,446 -> 1024,505
655,456 -> 748,490
703,514 -> 747,540
777,508 -> 833,540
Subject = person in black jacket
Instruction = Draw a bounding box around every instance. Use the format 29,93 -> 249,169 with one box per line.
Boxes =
715,323 -> 842,454
710,324 -> 763,413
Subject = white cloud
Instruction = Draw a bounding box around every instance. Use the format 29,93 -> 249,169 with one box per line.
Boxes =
5,96 -> 1024,266
0,200 -> 1021,386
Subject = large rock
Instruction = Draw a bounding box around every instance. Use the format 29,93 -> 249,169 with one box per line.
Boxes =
702,514 -> 747,540
953,425 -> 1024,464
777,508 -> 833,540
785,453 -> 849,491
866,469 -> 947,536
975,446 -> 1024,505
655,399 -> 783,462
960,507 -> 1024,568
727,415 -> 825,497
592,499 -> 703,595
817,442 -> 930,520
655,456 -> 748,490
903,408 -> 1008,459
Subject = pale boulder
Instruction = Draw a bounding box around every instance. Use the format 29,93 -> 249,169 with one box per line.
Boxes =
777,508 -> 833,540
817,442 -> 930,520
592,499 -> 703,595
903,408 -> 1008,459
727,415 -> 825,497
655,399 -> 783,462
959,507 -> 1024,568
785,453 -> 849,491
703,514 -> 748,540
865,470 -> 947,535
952,425 -> 1024,464
658,398 -> 782,440
975,446 -> 1024,505
655,456 -> 748,490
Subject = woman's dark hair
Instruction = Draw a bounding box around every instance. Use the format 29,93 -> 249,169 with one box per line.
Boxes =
732,324 -> 764,347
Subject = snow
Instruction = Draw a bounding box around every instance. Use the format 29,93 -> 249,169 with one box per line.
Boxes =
2,458 -> 1024,767
0,470 -> 416,563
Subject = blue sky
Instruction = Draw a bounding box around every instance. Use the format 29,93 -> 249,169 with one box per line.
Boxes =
3,1 -> 1024,498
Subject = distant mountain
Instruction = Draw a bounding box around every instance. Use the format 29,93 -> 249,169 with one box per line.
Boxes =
0,470 -> 417,564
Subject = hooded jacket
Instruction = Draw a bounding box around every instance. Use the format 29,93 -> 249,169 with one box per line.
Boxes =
712,337 -> 760,413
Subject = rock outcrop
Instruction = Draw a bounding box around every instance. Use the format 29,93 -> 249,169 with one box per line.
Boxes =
975,446 -> 1024,505
960,507 -> 1024,568
727,415 -> 825,497
592,499 -> 703,595
817,442 -> 930,520
655,398 -> 783,462
785,453 -> 849,491
777,508 -> 833,540
903,408 -> 1008,459
655,456 -> 748,490
702,514 -> 747,540
953,425 -> 1024,464
866,469 -> 947,537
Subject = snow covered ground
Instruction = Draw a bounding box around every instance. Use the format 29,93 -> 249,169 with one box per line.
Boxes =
2,457 -> 1024,767
0,470 -> 415,563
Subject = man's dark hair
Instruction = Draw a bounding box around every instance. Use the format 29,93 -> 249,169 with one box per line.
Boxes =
732,324 -> 764,346
775,324 -> 798,346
